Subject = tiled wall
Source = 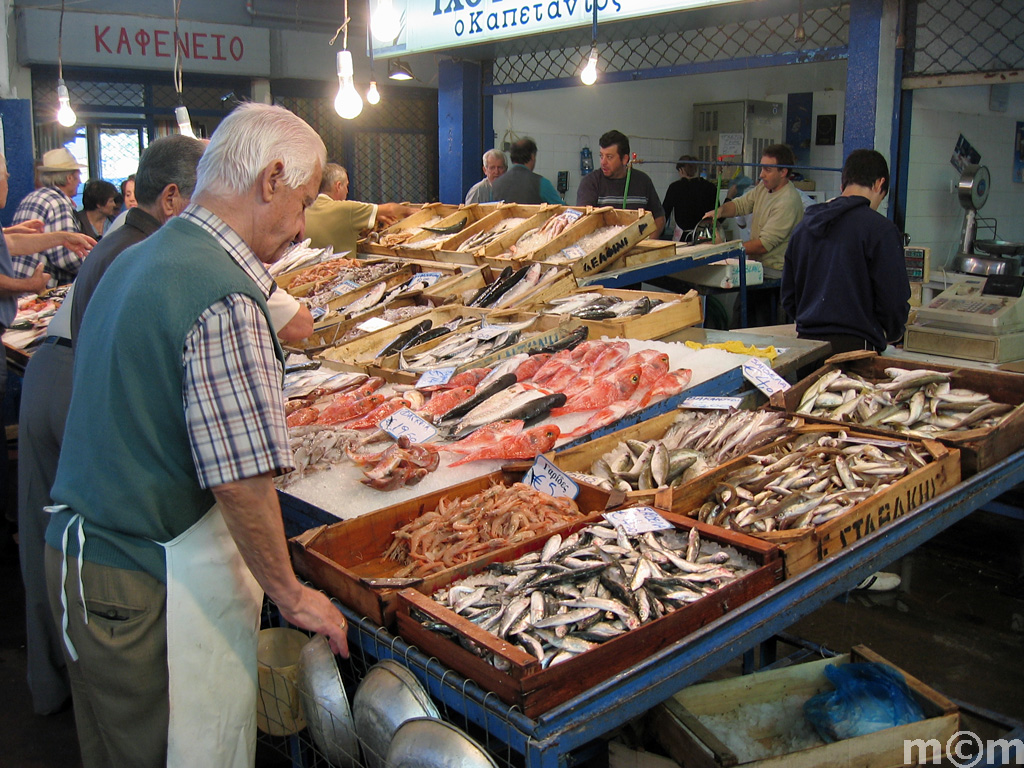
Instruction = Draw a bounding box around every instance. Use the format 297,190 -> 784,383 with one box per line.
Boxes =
906,85 -> 1024,273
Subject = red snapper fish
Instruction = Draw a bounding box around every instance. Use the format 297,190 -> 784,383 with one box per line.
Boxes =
448,424 -> 561,466
551,365 -> 644,415
419,385 -> 476,420
561,399 -> 642,441
514,354 -> 551,382
286,407 -> 319,428
638,368 -> 693,406
347,397 -> 412,430
317,393 -> 386,425
440,419 -> 525,454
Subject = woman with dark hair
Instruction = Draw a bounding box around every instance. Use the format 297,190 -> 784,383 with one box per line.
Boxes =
76,179 -> 119,240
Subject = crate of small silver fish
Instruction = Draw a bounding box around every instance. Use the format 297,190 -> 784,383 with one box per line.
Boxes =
539,286 -> 703,341
396,511 -> 782,718
652,424 -> 961,578
288,470 -> 617,627
770,350 -> 1024,475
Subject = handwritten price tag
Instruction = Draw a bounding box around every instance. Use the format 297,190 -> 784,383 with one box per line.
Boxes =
410,272 -> 442,287
356,316 -> 394,333
334,280 -> 361,294
416,367 -> 456,388
603,507 -> 674,535
310,306 -> 327,321
681,396 -> 743,410
523,455 -> 579,500
470,325 -> 506,340
742,357 -> 791,397
379,408 -> 437,443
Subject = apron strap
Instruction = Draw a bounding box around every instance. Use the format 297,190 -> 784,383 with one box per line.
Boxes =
47,505 -> 85,662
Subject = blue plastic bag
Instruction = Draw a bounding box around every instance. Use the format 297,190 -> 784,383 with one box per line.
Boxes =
804,662 -> 926,742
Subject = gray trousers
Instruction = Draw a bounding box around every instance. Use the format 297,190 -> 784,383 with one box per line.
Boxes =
17,341 -> 73,714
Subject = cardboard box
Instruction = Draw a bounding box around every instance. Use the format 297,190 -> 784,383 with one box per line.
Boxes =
677,257 -> 764,289
653,645 -> 958,768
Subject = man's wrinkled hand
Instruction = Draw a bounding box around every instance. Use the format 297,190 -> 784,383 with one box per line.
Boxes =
63,232 -> 97,257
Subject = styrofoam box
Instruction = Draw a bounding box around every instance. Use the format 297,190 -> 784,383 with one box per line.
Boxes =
677,257 -> 763,289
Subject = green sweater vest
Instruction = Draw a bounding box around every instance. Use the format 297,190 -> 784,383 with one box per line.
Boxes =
46,217 -> 284,580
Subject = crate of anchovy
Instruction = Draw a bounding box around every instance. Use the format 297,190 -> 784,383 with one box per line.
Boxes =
528,206 -> 657,279
358,202 -> 463,257
551,407 -> 803,507
652,424 -> 960,578
769,350 -> 1024,476
395,510 -> 782,718
288,470 -> 618,627
652,644 -> 959,768
538,286 -> 703,341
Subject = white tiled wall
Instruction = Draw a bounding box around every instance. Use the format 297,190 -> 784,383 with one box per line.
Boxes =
906,84 -> 1024,272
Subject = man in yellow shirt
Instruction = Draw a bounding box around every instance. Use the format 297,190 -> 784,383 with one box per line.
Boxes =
303,163 -> 414,256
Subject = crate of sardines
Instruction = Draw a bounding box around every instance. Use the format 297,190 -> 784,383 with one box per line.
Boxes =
396,511 -> 782,717
770,350 -> 1024,475
554,407 -> 802,505
540,286 -> 703,341
288,470 -> 618,627
653,425 -> 960,577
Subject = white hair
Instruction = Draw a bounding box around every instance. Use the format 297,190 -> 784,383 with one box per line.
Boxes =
483,149 -> 506,167
194,103 -> 326,198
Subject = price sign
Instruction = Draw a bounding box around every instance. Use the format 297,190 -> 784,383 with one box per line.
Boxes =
416,367 -> 456,388
523,455 -> 579,500
681,396 -> 743,410
410,272 -> 442,287
470,325 -> 506,340
742,357 -> 791,397
356,316 -> 394,333
603,507 -> 674,535
563,209 -> 584,223
310,306 -> 327,321
560,245 -> 586,262
334,280 -> 361,294
379,408 -> 437,443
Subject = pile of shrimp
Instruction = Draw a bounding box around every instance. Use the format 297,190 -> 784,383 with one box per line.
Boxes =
382,482 -> 584,577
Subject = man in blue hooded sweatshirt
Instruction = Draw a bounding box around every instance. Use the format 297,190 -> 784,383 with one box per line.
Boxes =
781,149 -> 910,355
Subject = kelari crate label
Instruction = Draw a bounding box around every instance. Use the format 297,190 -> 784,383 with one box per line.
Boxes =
681,396 -> 742,410
742,357 -> 790,397
416,367 -> 456,387
523,455 -> 579,500
379,408 -> 437,443
604,507 -> 674,535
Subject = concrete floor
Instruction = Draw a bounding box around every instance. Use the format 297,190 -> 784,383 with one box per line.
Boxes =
1,508 -> 1021,767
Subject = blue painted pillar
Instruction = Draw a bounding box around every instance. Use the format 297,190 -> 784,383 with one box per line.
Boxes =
438,59 -> 483,205
844,0 -> 883,158
0,100 -> 35,227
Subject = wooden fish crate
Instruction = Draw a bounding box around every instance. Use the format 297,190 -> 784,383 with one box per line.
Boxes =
313,265 -> 419,330
288,470 -> 617,627
530,207 -> 657,279
316,305 -> 474,370
466,265 -> 578,313
653,644 -> 959,768
652,425 -> 961,578
358,203 -> 463,257
540,286 -> 703,341
769,350 -> 1024,476
395,510 -> 782,718
275,256 -> 361,297
428,204 -> 559,264
623,239 -> 677,268
283,297 -> 439,357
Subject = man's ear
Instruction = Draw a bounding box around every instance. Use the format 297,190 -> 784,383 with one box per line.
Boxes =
159,184 -> 181,218
873,177 -> 887,196
260,160 -> 286,203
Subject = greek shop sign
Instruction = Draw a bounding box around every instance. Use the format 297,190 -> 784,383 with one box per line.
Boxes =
374,0 -> 740,56
17,9 -> 270,77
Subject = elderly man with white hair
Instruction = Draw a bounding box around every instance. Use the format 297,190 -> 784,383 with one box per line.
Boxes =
465,148 -> 507,204
44,103 -> 349,768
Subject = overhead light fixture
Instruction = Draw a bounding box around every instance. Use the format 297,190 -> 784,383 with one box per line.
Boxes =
365,9 -> 381,106
579,0 -> 600,86
388,59 -> 414,81
172,0 -> 196,136
55,0 -> 76,127
367,80 -> 381,105
794,0 -> 806,42
371,0 -> 401,43
175,106 -> 197,138
335,50 -> 363,119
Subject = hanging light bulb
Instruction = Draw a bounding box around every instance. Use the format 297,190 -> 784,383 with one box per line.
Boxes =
175,105 -> 197,138
367,80 -> 381,105
56,78 -> 77,127
580,44 -> 599,86
334,50 -> 363,120
371,0 -> 401,43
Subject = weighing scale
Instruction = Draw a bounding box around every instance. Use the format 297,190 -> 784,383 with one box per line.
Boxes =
950,164 -> 1024,276
903,273 -> 1024,362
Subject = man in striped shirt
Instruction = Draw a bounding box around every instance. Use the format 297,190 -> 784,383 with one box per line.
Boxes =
12,148 -> 88,285
576,129 -> 666,234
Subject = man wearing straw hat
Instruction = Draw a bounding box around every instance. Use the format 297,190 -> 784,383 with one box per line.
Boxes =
12,147 -> 88,286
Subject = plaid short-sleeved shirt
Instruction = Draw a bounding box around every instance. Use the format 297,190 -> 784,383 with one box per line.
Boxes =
11,186 -> 83,284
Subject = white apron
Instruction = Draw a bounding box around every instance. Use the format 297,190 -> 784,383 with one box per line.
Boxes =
163,503 -> 264,768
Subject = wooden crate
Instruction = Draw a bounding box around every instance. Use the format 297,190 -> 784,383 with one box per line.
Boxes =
313,266 -> 423,329
275,256 -> 361,297
288,470 -> 617,627
623,239 -> 677,268
395,511 -> 782,718
539,286 -> 702,340
769,350 -> 1024,476
359,203 -> 462,257
465,265 -> 578,313
652,425 -> 961,578
530,207 -> 657,278
653,645 -> 959,768
429,204 -> 559,264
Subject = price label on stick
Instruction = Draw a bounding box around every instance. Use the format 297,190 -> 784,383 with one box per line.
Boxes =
416,367 -> 456,388
742,357 -> 791,397
523,455 -> 579,500
681,396 -> 743,410
603,507 -> 674,535
379,408 -> 437,443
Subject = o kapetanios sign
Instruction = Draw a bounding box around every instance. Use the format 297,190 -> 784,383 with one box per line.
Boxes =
16,9 -> 270,77
373,0 -> 740,57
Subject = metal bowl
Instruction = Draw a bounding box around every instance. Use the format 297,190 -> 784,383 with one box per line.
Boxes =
385,717 -> 498,768
296,635 -> 360,768
975,239 -> 1024,257
353,660 -> 440,768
